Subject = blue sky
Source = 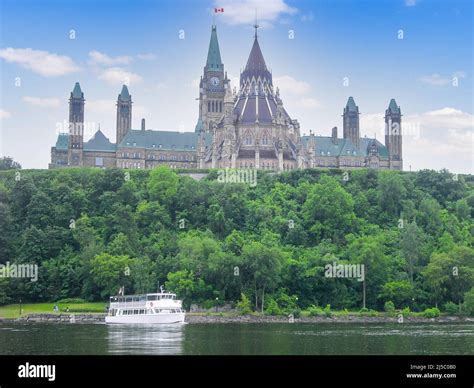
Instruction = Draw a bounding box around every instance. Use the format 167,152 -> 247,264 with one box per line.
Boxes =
0,0 -> 472,172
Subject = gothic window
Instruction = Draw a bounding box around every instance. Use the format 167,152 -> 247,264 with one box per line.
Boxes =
245,136 -> 252,145
211,101 -> 215,112
208,101 -> 211,112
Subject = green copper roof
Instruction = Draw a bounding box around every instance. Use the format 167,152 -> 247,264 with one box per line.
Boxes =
345,96 -> 358,112
206,25 -> 223,71
72,82 -> 83,99
194,118 -> 204,133
84,130 -> 116,152
119,85 -> 131,101
388,99 -> 400,114
301,135 -> 388,159
55,133 -> 69,150
118,130 -> 204,151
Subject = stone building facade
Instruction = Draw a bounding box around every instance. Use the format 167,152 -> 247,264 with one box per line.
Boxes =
50,24 -> 402,171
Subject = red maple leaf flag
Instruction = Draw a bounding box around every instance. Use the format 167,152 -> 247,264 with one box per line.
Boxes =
214,8 -> 224,13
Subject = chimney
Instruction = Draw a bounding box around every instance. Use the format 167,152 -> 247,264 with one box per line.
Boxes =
332,127 -> 338,144
141,118 -> 145,131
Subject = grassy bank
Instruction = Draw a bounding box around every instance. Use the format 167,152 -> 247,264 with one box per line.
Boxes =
0,302 -> 107,319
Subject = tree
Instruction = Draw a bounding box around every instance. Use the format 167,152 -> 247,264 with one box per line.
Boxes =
346,234 -> 389,309
90,253 -> 133,299
423,247 -> 474,308
147,166 -> 179,204
165,270 -> 207,308
242,240 -> 284,312
303,175 -> 357,242
0,156 -> 21,170
400,221 -> 424,283
380,280 -> 414,308
377,172 -> 407,218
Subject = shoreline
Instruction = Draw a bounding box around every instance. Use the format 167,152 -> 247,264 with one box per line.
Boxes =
2,313 -> 473,324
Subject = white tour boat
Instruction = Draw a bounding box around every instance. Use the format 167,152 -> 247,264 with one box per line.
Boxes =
105,287 -> 185,324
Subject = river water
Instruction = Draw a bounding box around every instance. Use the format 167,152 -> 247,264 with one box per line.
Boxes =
0,322 -> 472,355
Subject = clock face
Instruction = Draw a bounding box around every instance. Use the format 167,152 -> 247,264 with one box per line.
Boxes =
210,77 -> 220,87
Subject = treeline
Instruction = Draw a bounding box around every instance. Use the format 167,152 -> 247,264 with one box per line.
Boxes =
0,167 -> 473,314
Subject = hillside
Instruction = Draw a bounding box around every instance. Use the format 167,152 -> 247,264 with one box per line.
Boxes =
0,167 -> 473,314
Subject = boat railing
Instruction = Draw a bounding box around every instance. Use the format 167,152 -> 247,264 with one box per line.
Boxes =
109,301 -> 146,309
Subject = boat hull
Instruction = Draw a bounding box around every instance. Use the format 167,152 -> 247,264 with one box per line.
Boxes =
105,313 -> 185,324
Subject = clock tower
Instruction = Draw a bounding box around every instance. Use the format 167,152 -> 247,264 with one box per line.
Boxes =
196,24 -> 228,133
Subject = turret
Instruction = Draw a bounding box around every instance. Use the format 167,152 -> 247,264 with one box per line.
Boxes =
67,82 -> 85,166
343,96 -> 360,148
116,85 -> 132,144
331,126 -> 338,144
384,99 -> 403,170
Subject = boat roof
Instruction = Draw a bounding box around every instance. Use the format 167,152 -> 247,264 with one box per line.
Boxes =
110,292 -> 176,298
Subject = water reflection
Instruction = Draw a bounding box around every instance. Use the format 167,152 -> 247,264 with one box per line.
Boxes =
107,323 -> 185,355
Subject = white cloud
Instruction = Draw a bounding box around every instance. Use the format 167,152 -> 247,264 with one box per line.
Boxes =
137,53 -> 157,61
299,98 -> 322,109
408,107 -> 474,131
98,67 -> 142,86
360,113 -> 385,137
360,107 -> 474,173
361,107 -> 474,139
22,96 -> 61,108
88,50 -> 133,66
87,99 -> 148,123
0,47 -> 80,77
0,109 -> 11,119
274,75 -> 311,95
191,78 -> 201,88
419,72 -> 466,86
301,12 -> 314,22
87,99 -> 116,115
213,0 -> 297,26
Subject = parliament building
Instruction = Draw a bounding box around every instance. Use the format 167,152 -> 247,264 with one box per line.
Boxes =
50,24 -> 403,171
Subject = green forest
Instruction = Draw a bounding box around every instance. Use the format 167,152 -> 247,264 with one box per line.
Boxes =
0,166 -> 473,315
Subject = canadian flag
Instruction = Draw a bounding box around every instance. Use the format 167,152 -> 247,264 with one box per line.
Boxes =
214,8 -> 224,13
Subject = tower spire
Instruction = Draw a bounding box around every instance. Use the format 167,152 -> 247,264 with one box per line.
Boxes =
205,24 -> 223,71
254,9 -> 259,39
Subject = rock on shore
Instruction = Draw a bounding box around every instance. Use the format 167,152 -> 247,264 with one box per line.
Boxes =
8,313 -> 473,324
